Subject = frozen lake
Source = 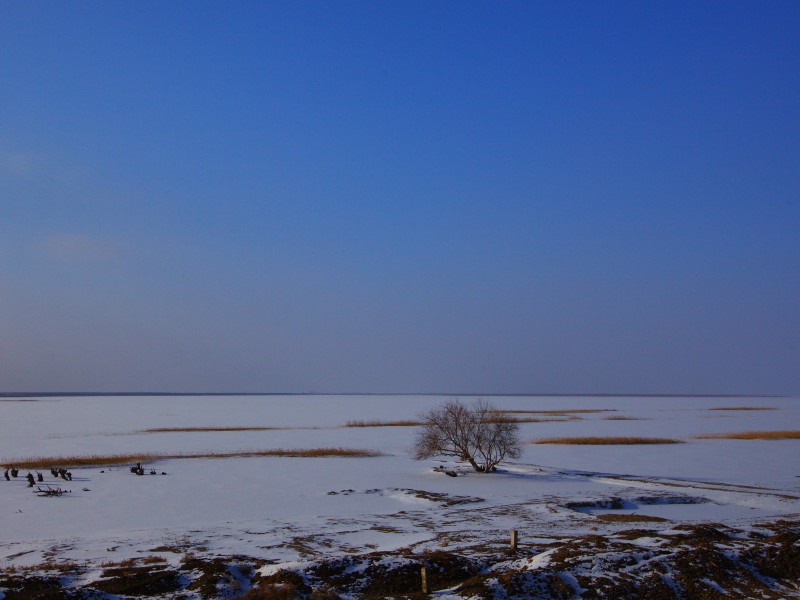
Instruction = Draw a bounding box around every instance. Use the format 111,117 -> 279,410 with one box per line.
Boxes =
1,394 -> 798,568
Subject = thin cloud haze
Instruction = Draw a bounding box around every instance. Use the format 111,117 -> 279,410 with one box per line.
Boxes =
0,2 -> 797,395
39,234 -> 119,265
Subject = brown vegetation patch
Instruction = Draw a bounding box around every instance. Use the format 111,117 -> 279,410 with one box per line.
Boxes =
305,549 -> 483,598
493,409 -> 615,415
3,448 -> 383,468
707,406 -> 778,411
5,520 -> 800,598
141,426 -> 288,433
595,513 -> 669,523
744,530 -> 800,580
0,575 -> 72,599
255,569 -> 311,597
207,448 -> 383,459
92,564 -> 183,596
533,436 -> 682,445
343,419 -> 421,427
486,416 -> 577,424
182,555 -> 262,599
3,452 -> 163,468
602,416 -> 644,421
612,529 -> 664,541
696,430 -> 800,440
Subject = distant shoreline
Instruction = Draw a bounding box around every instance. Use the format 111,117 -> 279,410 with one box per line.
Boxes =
0,391 -> 789,398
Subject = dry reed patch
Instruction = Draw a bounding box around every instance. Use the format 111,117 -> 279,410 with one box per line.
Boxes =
486,415 -> 578,424
140,426 -> 289,433
342,419 -> 421,427
695,431 -> 800,441
493,409 -> 615,415
343,415 -> 584,426
2,448 -> 383,468
201,448 -> 383,458
532,436 -> 682,445
707,407 -> 778,411
3,453 -> 162,468
602,416 -> 644,421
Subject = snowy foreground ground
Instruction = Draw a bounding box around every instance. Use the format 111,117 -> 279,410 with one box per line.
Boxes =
1,394 -> 799,598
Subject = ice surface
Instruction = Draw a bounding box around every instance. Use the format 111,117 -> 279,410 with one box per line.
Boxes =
1,394 -> 798,567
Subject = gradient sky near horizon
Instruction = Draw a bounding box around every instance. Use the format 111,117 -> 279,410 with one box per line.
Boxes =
1,1 -> 798,395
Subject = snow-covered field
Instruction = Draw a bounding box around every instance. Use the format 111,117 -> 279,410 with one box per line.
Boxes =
1,394 -> 799,598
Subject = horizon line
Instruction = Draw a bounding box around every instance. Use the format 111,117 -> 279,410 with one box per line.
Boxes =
0,391 -> 791,399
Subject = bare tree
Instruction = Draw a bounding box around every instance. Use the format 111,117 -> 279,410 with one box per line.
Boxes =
414,399 -> 521,472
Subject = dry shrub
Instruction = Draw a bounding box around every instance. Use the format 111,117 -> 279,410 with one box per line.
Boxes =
696,431 -> 800,440
533,437 -> 682,445
415,399 -> 521,472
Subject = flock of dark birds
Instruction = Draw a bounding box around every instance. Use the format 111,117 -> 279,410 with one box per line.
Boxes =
3,463 -> 167,497
3,467 -> 71,486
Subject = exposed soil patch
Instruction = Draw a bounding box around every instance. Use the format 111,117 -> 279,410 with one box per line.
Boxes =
595,513 -> 669,523
303,549 -> 484,598
0,574 -> 81,600
565,496 -> 709,521
182,555 -> 265,599
91,564 -> 184,596
327,487 -> 484,507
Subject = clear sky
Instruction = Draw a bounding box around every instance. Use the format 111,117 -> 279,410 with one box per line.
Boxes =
1,1 -> 798,395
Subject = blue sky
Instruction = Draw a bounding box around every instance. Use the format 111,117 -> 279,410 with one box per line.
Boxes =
1,1 -> 798,394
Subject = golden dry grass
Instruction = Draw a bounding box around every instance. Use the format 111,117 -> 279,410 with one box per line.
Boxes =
695,431 -> 800,440
344,415 -> 583,427
707,407 -> 778,411
492,409 -> 615,415
343,419 -> 421,427
486,416 -> 578,424
140,426 -> 289,433
1,561 -> 79,574
2,448 -> 383,468
532,436 -> 682,445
